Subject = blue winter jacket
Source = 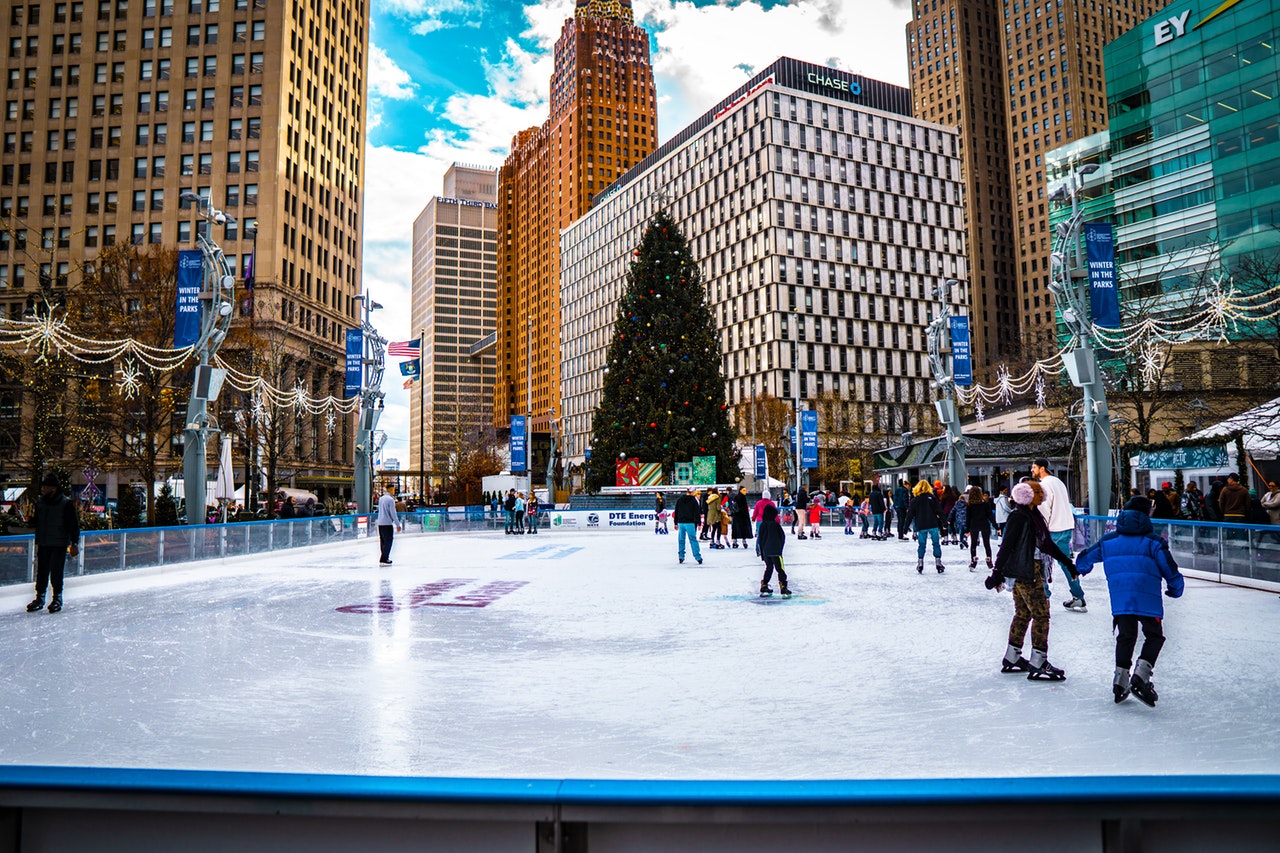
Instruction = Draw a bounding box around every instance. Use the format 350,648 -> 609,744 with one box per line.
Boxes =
1076,509 -> 1184,618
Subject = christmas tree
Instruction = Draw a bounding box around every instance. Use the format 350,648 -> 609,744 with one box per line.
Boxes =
586,211 -> 740,491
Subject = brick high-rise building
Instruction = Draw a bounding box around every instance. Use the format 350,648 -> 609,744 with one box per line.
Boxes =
494,0 -> 657,442
0,0 -> 369,500
907,0 -> 1162,371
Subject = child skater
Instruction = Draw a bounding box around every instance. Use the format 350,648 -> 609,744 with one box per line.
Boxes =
807,498 -> 824,539
758,504 -> 791,598
1076,494 -> 1184,706
985,481 -> 1077,681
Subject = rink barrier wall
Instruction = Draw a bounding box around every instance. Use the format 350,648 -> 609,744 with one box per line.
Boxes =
1,766 -> 1277,852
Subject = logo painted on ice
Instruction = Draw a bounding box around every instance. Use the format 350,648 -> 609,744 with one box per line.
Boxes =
335,579 -> 529,614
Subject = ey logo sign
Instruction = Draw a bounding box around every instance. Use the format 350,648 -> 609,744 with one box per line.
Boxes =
1155,0 -> 1244,47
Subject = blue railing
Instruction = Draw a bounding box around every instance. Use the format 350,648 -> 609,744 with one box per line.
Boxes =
1080,514 -> 1280,587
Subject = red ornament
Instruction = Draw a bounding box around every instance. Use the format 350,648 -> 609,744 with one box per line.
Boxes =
650,422 -> 656,428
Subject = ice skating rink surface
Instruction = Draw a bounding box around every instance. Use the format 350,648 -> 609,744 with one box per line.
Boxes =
2,527 -> 1277,782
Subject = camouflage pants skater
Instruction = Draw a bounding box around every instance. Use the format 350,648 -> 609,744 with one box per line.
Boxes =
1008,578 -> 1051,653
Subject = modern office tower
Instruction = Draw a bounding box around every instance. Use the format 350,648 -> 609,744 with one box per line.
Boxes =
0,0 -> 369,499
560,57 -> 967,471
907,0 -> 1163,370
409,164 -> 498,496
493,0 -> 657,442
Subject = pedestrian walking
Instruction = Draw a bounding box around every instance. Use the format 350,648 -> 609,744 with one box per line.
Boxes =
1076,495 -> 1185,706
377,485 -> 402,566
673,486 -> 704,565
25,474 -> 81,614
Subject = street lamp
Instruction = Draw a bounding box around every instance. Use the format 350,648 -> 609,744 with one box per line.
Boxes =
352,294 -> 386,514
926,278 -> 967,488
1049,163 -> 1113,516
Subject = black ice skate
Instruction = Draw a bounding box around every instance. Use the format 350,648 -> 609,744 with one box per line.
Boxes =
780,587 -> 792,599
26,596 -> 44,613
1063,597 -> 1088,613
1002,656 -> 1033,673
759,585 -> 773,598
47,595 -> 62,613
916,559 -> 924,574
935,559 -> 945,574
1130,660 -> 1158,706
969,557 -> 979,572
1113,667 -> 1131,704
1027,650 -> 1065,681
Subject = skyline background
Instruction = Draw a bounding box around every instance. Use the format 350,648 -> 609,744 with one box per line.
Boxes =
361,0 -> 915,465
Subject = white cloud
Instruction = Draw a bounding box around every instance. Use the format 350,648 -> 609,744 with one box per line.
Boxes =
368,44 -> 418,100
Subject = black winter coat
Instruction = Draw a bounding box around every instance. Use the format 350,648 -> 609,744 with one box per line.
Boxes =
757,517 -> 786,558
673,495 -> 701,524
966,498 -> 994,531
869,490 -> 886,514
994,505 -> 1073,581
35,492 -> 80,548
902,493 -> 942,531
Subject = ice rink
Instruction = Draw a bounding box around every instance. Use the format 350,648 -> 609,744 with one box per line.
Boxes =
2,524 -> 1278,783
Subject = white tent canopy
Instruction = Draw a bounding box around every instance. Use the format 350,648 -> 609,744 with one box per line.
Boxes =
1184,396 -> 1280,461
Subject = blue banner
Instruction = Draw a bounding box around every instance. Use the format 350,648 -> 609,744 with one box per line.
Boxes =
1084,222 -> 1121,328
174,249 -> 203,348
949,315 -> 973,387
754,444 -> 768,480
800,410 -> 818,469
344,329 -> 363,397
510,416 -> 527,473
399,358 -> 420,378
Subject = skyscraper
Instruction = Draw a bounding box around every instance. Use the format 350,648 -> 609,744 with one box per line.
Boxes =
493,0 -> 657,444
907,0 -> 1162,371
0,0 -> 369,499
409,164 -> 498,495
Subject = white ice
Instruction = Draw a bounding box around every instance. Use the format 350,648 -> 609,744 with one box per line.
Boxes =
1,526 -> 1277,782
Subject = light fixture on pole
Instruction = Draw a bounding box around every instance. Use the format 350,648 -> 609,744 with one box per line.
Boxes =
926,278 -> 967,488
352,294 -> 387,514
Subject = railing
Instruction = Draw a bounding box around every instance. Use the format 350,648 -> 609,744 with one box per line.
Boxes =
0,510 -> 528,589
1079,514 -> 1280,589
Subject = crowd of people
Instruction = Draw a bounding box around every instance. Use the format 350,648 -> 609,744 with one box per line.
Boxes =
1139,475 -> 1280,526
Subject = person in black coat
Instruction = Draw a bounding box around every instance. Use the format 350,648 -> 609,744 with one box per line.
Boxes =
757,503 -> 790,597
965,488 -> 996,570
986,481 -> 1076,681
672,487 -> 703,565
794,487 -> 809,537
27,473 -> 81,614
902,479 -> 945,573
868,488 -> 887,537
893,480 -> 912,539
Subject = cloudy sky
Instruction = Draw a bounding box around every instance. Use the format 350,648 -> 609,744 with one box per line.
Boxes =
363,0 -> 914,463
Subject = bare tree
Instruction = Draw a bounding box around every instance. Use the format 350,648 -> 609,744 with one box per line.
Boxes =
731,393 -> 792,487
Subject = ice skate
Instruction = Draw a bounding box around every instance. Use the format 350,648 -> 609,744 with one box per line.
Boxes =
969,557 -> 978,572
935,559 -> 945,574
1063,597 -> 1087,613
916,558 -> 924,574
1130,660 -> 1158,706
1113,667 -> 1131,704
780,586 -> 792,599
1026,649 -> 1065,681
1001,646 -> 1033,673
47,595 -> 62,613
759,585 -> 773,598
797,533 -> 807,540
986,557 -> 994,569
26,596 -> 45,613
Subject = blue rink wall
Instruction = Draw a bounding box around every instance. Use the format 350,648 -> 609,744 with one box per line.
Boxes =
1,766 -> 1278,852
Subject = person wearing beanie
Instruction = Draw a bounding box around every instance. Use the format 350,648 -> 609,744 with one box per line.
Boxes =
902,479 -> 946,574
1076,495 -> 1184,706
27,473 -> 81,614
756,503 -> 791,598
986,480 -> 1076,681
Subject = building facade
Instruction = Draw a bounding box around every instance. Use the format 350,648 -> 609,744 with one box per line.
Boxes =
409,164 -> 498,495
0,0 -> 368,500
493,0 -> 657,437
907,0 -> 1162,371
560,57 -> 967,470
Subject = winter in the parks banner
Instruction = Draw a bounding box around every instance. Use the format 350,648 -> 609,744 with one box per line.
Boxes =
755,444 -> 768,480
800,410 -> 818,469
344,329 -> 363,397
1085,222 -> 1121,328
510,415 -> 527,473
949,315 -> 973,387
174,250 -> 203,348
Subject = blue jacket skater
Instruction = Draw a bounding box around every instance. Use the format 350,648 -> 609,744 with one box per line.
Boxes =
1076,509 -> 1185,618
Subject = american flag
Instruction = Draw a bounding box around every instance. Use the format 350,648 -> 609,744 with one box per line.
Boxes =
388,339 -> 421,357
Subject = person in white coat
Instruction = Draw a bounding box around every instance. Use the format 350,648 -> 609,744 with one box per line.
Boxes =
1031,458 -> 1087,612
994,486 -> 1013,538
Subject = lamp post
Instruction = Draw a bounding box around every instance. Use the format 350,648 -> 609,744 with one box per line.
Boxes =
792,309 -> 803,495
525,316 -> 532,498
352,294 -> 386,514
178,191 -> 237,523
926,278 -> 967,488
242,222 -> 258,513
1048,163 -> 1113,516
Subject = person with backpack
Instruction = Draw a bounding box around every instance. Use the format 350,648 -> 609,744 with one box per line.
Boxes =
1076,494 -> 1184,705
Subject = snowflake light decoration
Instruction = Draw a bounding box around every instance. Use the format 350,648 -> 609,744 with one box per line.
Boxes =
1034,374 -> 1047,412
995,364 -> 1014,405
117,361 -> 143,399
974,397 -> 986,423
324,410 -> 336,436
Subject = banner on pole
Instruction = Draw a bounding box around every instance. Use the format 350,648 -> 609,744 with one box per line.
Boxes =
1084,222 -> 1121,328
949,315 -> 973,387
174,249 -> 203,348
344,329 -> 363,397
754,444 -> 768,480
800,410 -> 818,469
510,415 -> 527,473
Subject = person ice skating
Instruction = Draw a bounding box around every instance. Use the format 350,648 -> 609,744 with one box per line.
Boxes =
868,487 -> 886,537
966,488 -> 995,571
947,489 -> 969,549
377,485 -> 402,566
705,488 -> 725,549
752,490 -> 776,556
843,497 -> 856,535
1031,458 -> 1088,612
794,487 -> 809,538
654,492 -> 667,534
503,489 -> 517,534
994,487 -> 1012,538
985,482 -> 1077,681
894,479 -> 912,539
673,486 -> 703,565
1075,495 -> 1185,706
512,491 -> 526,534
757,504 -> 791,598
806,499 -> 823,539
730,487 -> 754,549
26,473 -> 80,614
525,492 -> 539,534
902,480 -> 945,573
938,485 -> 958,545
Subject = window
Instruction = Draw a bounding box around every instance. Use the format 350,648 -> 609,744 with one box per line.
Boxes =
149,223 -> 162,244
201,88 -> 214,108
246,116 -> 260,138
231,54 -> 245,75
133,157 -> 146,178
131,223 -> 144,244
186,57 -> 198,77
200,119 -> 213,141
158,58 -> 170,79
187,25 -> 199,45
244,183 -> 257,204
107,125 -> 121,146
94,63 -> 107,84
203,55 -> 216,76
234,22 -> 247,41
225,184 -> 239,207
137,92 -> 151,113
140,59 -> 153,80
84,225 -> 99,247
230,86 -> 243,107
152,155 -> 164,176
204,24 -> 217,44
154,122 -> 166,142
132,189 -> 146,211
227,151 -> 240,172
228,118 -> 242,139
180,153 -> 193,175
183,89 -> 196,110
198,152 -> 211,174
251,21 -> 264,40
141,28 -> 154,48
182,121 -> 194,141
155,91 -> 168,112
135,124 -> 149,145
248,84 -> 261,106
245,150 -> 258,172
159,27 -> 171,47
150,189 -> 163,210
250,52 -> 263,73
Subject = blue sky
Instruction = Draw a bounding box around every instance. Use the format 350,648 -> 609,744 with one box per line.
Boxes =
362,0 -> 914,463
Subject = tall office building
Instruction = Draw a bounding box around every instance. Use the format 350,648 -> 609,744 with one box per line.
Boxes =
907,0 -> 1162,369
409,164 -> 498,494
493,0 -> 657,438
560,58 -> 966,470
0,0 -> 369,497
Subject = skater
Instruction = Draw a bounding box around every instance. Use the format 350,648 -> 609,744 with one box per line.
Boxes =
947,489 -> 969,549
503,489 -> 517,534
985,482 -> 1077,681
806,498 -> 823,539
376,485 -> 402,566
794,487 -> 809,538
967,488 -> 995,571
894,479 -> 912,539
757,504 -> 791,598
672,486 -> 704,565
730,487 -> 754,549
525,492 -> 539,534
780,491 -> 795,533
26,473 -> 81,614
1076,495 -> 1184,705
994,486 -> 1012,538
654,492 -> 668,534
857,494 -> 871,538
902,479 -> 945,573
705,488 -> 725,549
868,487 -> 886,537
842,497 -> 856,535
1031,458 -> 1088,612
512,491 -> 526,534
752,489 -> 777,556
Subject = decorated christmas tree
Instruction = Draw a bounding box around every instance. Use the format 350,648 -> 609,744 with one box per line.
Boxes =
586,211 -> 740,491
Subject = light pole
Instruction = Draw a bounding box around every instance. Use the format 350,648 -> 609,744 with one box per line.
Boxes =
525,316 -> 532,498
792,309 -> 803,495
926,278 -> 967,488
1048,163 -> 1113,516
242,222 -> 258,513
352,294 -> 386,514
178,191 -> 237,523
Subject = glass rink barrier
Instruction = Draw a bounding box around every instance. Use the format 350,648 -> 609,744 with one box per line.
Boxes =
1080,515 -> 1280,590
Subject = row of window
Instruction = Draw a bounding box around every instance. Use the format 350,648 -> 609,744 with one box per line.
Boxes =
6,19 -> 265,59
9,0 -> 265,26
3,84 -> 263,122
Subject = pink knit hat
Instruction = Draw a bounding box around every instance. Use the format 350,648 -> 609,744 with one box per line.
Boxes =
1011,482 -> 1035,506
